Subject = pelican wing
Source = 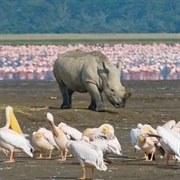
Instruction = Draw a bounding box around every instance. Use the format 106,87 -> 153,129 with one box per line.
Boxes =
162,120 -> 176,130
90,139 -> 108,153
43,131 -> 59,149
157,126 -> 180,157
0,129 -> 33,157
58,123 -> 82,140
108,136 -> 122,155
173,121 -> 180,128
66,140 -> 107,171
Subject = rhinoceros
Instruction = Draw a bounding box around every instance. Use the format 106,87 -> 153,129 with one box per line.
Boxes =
53,49 -> 132,112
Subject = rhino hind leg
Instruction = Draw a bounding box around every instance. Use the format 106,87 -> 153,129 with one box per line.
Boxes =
60,86 -> 74,109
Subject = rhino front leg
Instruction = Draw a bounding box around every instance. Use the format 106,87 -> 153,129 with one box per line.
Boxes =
85,83 -> 105,112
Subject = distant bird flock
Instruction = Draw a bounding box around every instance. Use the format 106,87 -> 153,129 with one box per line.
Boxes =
0,106 -> 179,179
0,43 -> 179,81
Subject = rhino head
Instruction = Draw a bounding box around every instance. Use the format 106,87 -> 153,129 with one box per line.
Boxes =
99,60 -> 132,108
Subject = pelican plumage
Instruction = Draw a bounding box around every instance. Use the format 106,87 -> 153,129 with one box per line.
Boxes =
172,121 -> 180,133
0,106 -> 33,162
89,135 -> 122,164
66,140 -> 107,179
32,127 -> 59,159
58,122 -> 82,140
148,126 -> 180,165
83,123 -> 121,163
137,124 -> 164,161
82,123 -> 114,140
47,112 -> 68,161
162,120 -> 176,130
130,123 -> 143,158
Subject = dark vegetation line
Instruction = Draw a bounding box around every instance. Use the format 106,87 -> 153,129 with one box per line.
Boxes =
0,0 -> 179,34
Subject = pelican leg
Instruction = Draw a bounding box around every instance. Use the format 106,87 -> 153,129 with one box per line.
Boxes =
91,167 -> 95,179
46,149 -> 52,159
149,152 -> 155,161
174,159 -> 177,165
80,167 -> 86,180
133,147 -> 137,159
67,153 -> 73,157
103,154 -> 112,164
57,151 -> 62,158
166,154 -> 170,165
3,151 -> 15,163
57,150 -> 67,161
144,153 -> 148,161
37,150 -> 43,159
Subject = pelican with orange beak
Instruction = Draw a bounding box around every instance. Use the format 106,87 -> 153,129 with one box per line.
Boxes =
0,106 -> 33,163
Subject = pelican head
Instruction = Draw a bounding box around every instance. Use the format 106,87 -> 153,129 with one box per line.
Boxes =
5,106 -> 23,134
47,112 -> 54,122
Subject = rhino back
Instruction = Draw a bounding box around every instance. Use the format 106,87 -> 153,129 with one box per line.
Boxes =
53,50 -> 104,92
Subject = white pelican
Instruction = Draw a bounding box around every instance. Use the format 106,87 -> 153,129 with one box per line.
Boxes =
82,123 -> 114,140
172,121 -> 180,133
47,112 -> 68,161
88,135 -> 122,164
130,123 -> 143,158
137,124 -> 164,161
66,140 -> 107,180
32,127 -> 59,159
0,106 -> 34,162
162,120 -> 176,130
0,106 -> 24,135
58,122 -> 82,140
148,126 -> 180,165
83,123 -> 121,163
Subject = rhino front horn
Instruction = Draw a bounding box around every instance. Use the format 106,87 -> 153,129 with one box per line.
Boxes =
124,91 -> 133,99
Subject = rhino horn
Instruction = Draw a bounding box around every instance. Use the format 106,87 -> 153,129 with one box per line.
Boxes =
124,90 -> 133,99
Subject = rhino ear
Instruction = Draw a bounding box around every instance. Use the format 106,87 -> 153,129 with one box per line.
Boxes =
117,60 -> 123,71
102,61 -> 110,75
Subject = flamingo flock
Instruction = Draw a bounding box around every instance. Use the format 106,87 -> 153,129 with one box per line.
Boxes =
0,44 -> 179,81
0,106 -> 180,179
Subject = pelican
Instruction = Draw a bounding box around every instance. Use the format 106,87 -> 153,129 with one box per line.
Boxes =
137,124 -> 164,161
32,127 -> 59,159
47,112 -> 68,161
0,106 -> 24,135
58,122 -> 82,140
162,120 -> 176,130
89,135 -> 122,164
148,126 -> 180,165
66,140 -> 107,180
172,121 -> 180,133
0,106 -> 33,162
82,123 -> 114,140
130,123 -> 143,158
83,123 -> 121,163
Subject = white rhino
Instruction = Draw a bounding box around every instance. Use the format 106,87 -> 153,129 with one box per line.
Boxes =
53,49 -> 132,112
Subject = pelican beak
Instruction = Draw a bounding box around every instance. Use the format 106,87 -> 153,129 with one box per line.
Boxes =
10,110 -> 23,135
146,133 -> 161,139
103,127 -> 109,137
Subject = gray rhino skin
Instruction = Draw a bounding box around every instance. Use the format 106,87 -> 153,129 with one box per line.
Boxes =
53,49 -> 131,112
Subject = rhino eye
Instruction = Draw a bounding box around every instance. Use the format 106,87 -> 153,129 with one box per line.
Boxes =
110,89 -> 114,94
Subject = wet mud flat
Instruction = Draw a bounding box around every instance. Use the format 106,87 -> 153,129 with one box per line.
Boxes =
0,80 -> 180,179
